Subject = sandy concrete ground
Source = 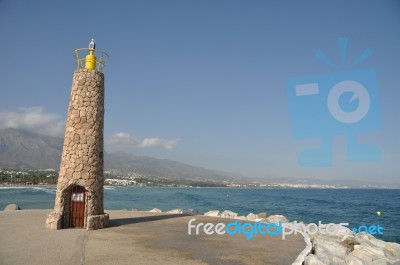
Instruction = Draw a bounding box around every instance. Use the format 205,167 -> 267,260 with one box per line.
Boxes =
0,210 -> 306,265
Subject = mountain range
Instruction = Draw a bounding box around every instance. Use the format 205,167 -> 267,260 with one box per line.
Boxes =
0,128 -> 398,188
0,128 -> 237,181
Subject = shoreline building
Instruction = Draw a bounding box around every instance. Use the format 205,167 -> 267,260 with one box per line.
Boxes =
46,39 -> 109,229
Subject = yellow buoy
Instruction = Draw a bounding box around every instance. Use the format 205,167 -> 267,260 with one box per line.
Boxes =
376,211 -> 381,217
85,38 -> 97,70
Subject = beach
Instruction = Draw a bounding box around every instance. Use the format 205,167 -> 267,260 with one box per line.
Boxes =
0,209 -> 306,265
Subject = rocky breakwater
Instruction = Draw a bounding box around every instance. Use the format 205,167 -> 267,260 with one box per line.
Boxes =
202,210 -> 400,264
305,227 -> 400,265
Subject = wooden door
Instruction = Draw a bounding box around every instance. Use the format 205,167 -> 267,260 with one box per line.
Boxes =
70,186 -> 85,228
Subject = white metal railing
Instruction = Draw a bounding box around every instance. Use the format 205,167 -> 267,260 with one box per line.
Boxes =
73,48 -> 110,72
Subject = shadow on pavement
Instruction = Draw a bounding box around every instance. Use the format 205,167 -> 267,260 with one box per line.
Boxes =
109,213 -> 193,227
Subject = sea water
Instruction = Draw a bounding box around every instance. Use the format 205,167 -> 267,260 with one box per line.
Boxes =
0,186 -> 399,243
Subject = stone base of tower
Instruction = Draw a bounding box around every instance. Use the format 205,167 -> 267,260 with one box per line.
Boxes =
87,213 -> 109,230
45,212 -> 109,230
45,212 -> 62,230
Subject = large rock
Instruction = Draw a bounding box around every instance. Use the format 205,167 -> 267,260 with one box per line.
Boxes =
246,213 -> 258,221
368,238 -> 388,249
315,240 -> 349,258
183,209 -> 201,215
266,215 -> 288,224
356,231 -> 371,242
317,253 -> 346,265
258,212 -> 268,218
304,254 -> 326,265
340,235 -> 361,251
221,210 -> 238,218
334,224 -> 354,237
234,215 -> 246,220
349,245 -> 384,263
311,235 -> 350,265
383,242 -> 400,258
204,210 -> 220,217
353,245 -> 386,260
4,204 -> 21,211
345,255 -> 369,265
167,209 -> 183,214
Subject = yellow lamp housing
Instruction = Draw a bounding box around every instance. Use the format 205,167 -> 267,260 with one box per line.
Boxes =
73,39 -> 109,72
85,52 -> 97,70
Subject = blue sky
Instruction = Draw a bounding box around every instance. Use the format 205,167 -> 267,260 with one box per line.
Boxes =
0,0 -> 399,182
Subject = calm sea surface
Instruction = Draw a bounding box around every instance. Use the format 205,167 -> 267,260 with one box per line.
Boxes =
0,187 -> 399,243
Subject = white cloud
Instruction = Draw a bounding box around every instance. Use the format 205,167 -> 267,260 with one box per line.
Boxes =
107,132 -> 138,146
0,107 -> 65,137
107,132 -> 179,150
140,137 -> 180,150
0,108 -> 180,151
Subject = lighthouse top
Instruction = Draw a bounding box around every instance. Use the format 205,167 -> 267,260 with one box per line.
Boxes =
73,39 -> 109,72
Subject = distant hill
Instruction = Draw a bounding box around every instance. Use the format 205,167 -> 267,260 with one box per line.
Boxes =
0,128 -> 63,169
105,151 -> 236,181
0,128 -> 237,181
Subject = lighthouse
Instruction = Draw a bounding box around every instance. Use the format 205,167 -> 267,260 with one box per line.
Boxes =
46,39 -> 110,230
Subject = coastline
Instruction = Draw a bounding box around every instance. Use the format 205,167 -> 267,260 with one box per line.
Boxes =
2,183 -> 400,190
0,184 -> 57,188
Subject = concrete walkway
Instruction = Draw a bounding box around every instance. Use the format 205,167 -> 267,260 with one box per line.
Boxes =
0,210 -> 306,265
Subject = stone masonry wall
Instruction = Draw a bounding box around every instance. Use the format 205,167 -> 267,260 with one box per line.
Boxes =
46,69 -> 108,230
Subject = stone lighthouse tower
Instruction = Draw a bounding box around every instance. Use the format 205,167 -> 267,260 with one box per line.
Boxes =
46,39 -> 110,230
